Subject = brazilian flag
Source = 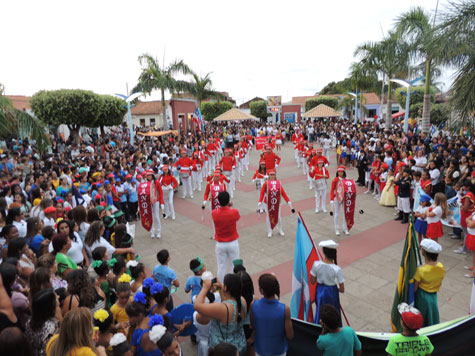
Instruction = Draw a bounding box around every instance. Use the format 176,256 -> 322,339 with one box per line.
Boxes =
390,215 -> 422,332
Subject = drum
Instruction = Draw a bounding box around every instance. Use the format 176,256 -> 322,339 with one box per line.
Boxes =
315,179 -> 327,191
179,171 -> 190,179
256,178 -> 264,191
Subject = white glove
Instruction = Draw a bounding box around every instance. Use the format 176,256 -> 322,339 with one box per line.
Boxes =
276,164 -> 279,168
264,175 -> 269,179
252,179 -> 256,183
287,201 -> 292,206
160,204 -> 165,210
330,200 -> 334,205
202,201 -> 207,207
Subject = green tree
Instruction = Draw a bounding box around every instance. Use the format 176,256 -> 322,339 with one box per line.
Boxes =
200,101 -> 233,121
305,96 -> 339,112
429,0 -> 475,127
92,95 -> 127,135
349,61 -> 378,121
319,78 -> 353,95
134,54 -> 193,130
190,72 -> 224,107
395,86 -> 437,107
355,32 -> 409,129
0,94 -> 49,152
395,7 -> 438,134
250,100 -> 271,120
31,89 -> 104,142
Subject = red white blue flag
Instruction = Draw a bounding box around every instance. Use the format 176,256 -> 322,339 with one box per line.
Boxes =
290,215 -> 321,323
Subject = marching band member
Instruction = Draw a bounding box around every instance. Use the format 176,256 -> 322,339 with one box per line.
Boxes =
241,137 -> 250,171
311,148 -> 330,167
330,166 -> 349,236
158,165 -> 178,220
252,160 -> 267,194
292,131 -> 303,163
220,149 -> 236,198
311,158 -> 330,213
145,170 -> 165,239
299,141 -> 309,176
191,151 -> 203,193
174,150 -> 193,199
262,145 -> 281,171
307,148 -> 316,189
203,171 -> 227,212
206,138 -> 217,173
258,169 -> 293,238
234,144 -> 243,182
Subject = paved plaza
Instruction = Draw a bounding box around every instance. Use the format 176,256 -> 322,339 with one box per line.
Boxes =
132,143 -> 474,351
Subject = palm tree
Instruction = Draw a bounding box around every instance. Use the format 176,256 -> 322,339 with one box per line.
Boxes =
355,32 -> 409,129
349,61 -> 378,122
429,0 -> 475,127
133,54 -> 193,130
190,72 -> 224,108
0,94 -> 49,152
395,7 -> 438,134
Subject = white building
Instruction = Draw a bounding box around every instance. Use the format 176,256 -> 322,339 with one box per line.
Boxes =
130,100 -> 172,129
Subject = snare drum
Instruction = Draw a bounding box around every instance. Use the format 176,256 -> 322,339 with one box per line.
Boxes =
256,178 -> 264,191
179,171 -> 190,179
315,179 -> 327,191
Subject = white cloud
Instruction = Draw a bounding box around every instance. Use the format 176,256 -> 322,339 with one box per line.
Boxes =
1,0 -> 452,104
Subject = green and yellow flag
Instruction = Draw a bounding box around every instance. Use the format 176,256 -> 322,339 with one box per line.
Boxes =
390,215 -> 422,332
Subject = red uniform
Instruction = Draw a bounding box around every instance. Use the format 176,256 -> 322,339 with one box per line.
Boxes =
258,181 -> 290,205
310,154 -> 329,167
262,151 -> 281,170
154,180 -> 165,204
220,156 -> 235,172
158,174 -> 178,189
174,157 -> 193,173
330,177 -> 341,202
310,166 -> 330,181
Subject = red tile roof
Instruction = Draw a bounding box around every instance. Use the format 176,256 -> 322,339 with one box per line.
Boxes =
7,95 -> 30,111
131,100 -> 169,115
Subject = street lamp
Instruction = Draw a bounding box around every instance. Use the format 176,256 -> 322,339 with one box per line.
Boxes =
390,76 -> 424,133
348,92 -> 358,124
115,92 -> 143,145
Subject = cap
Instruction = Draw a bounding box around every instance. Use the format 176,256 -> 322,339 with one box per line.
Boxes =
96,206 -> 104,212
137,174 -> 142,179
382,163 -> 389,170
57,198 -> 64,204
125,174 -> 132,179
104,216 -> 116,228
317,158 -> 325,164
233,259 -> 243,267
420,195 -> 431,203
268,169 -> 276,175
145,170 -> 154,176
113,211 -> 124,218
398,303 -> 423,330
213,171 -> 220,177
107,173 -> 115,178
78,167 -> 87,174
317,148 -> 323,153
162,165 -> 169,170
92,172 -> 101,179
337,166 -> 346,172
44,207 -> 56,214
319,240 -> 338,249
259,159 -> 266,165
420,239 -> 442,254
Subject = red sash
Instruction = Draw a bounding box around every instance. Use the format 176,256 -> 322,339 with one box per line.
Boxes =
267,180 -> 281,230
138,181 -> 156,231
342,179 -> 356,231
211,183 -> 225,210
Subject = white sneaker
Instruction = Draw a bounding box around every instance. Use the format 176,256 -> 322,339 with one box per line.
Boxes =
164,215 -> 168,220
364,190 -> 370,194
323,209 -> 327,213
190,195 -> 194,199
157,234 -> 161,239
198,188 -> 201,192
267,232 -> 272,238
315,209 -> 319,213
279,230 -> 285,236
454,248 -> 467,255
309,186 -> 313,190
344,231 -> 350,236
151,234 -> 156,239
336,231 -> 340,236
172,214 -> 176,220
182,195 -> 186,199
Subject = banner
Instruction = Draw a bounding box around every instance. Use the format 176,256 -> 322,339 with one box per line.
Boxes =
267,180 -> 281,230
138,181 -> 156,231
342,179 -> 356,231
210,183 -> 225,211
290,215 -> 320,323
413,187 -> 461,227
255,136 -> 276,150
390,216 -> 422,332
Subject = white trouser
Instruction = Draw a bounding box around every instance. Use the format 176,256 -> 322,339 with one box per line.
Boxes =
301,157 -> 308,174
263,204 -> 283,235
333,199 -> 348,234
244,153 -> 249,170
192,171 -> 201,191
210,155 -> 216,172
294,148 -> 299,162
162,187 -> 175,217
215,239 -> 240,284
315,187 -> 327,210
223,171 -> 233,196
198,340 -> 208,356
323,148 -> 330,158
237,159 -> 243,178
181,176 -> 192,198
204,160 -> 210,177
152,202 -> 161,236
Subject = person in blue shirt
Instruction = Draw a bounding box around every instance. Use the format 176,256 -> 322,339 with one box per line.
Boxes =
25,216 -> 45,255
153,249 -> 180,311
185,256 -> 205,302
127,178 -> 138,221
316,304 -> 362,356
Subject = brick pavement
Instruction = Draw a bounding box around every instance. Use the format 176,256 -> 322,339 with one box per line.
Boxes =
132,143 -> 474,353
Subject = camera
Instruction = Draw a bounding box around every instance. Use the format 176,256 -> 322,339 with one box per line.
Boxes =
211,278 -> 217,285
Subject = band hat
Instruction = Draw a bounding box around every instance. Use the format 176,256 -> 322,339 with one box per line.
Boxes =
125,174 -> 132,179
319,240 -> 338,249
145,170 -> 154,176
107,173 -> 115,178
213,171 -> 220,177
162,165 -> 169,170
44,207 -> 56,214
420,195 -> 431,203
317,158 -> 325,163
420,239 -> 442,254
337,166 -> 346,172
398,303 -> 423,330
317,148 -> 323,153
268,169 -> 276,174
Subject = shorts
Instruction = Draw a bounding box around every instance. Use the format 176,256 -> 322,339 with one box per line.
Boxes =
414,219 -> 428,235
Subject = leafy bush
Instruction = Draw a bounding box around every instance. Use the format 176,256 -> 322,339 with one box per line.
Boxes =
200,101 -> 233,121
395,86 -> 437,107
250,100 -> 271,120
305,96 -> 338,112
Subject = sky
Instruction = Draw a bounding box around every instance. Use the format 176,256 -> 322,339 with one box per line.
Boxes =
1,0 -> 453,105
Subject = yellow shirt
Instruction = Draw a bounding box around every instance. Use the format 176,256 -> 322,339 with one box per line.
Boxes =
46,334 -> 95,356
110,303 -> 128,323
52,179 -> 59,189
414,262 -> 445,293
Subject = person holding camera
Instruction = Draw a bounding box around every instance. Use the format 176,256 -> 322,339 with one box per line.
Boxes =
212,191 -> 240,283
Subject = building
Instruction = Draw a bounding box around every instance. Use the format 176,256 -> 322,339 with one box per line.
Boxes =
238,97 -> 265,114
130,100 -> 172,128
6,95 -> 34,115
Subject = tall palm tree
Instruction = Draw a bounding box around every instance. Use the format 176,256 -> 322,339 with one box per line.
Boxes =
0,94 -> 49,152
133,54 -> 193,130
429,0 -> 475,128
190,72 -> 224,108
355,32 -> 409,129
349,61 -> 378,122
395,7 -> 437,134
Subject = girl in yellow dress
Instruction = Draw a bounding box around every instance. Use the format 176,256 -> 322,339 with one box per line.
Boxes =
380,169 -> 396,206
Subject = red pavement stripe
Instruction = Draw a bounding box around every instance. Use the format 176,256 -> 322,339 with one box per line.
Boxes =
248,160 -> 297,171
250,219 -> 407,297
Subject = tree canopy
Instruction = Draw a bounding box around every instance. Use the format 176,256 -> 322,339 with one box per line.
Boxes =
200,101 -> 233,121
305,96 -> 339,112
250,100 -> 271,120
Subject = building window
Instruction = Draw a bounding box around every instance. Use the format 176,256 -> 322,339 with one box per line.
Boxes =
368,109 -> 376,118
150,118 -> 156,127
140,119 -> 146,126
284,113 -> 296,123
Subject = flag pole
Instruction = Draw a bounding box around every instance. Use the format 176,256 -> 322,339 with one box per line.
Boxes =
298,211 -> 351,326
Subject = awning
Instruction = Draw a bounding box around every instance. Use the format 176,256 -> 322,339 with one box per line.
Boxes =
302,104 -> 342,118
392,111 -> 405,119
137,130 -> 178,137
213,108 -> 258,121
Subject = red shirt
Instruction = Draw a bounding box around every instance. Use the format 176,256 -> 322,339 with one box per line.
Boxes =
212,206 -> 240,242
262,152 -> 281,170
